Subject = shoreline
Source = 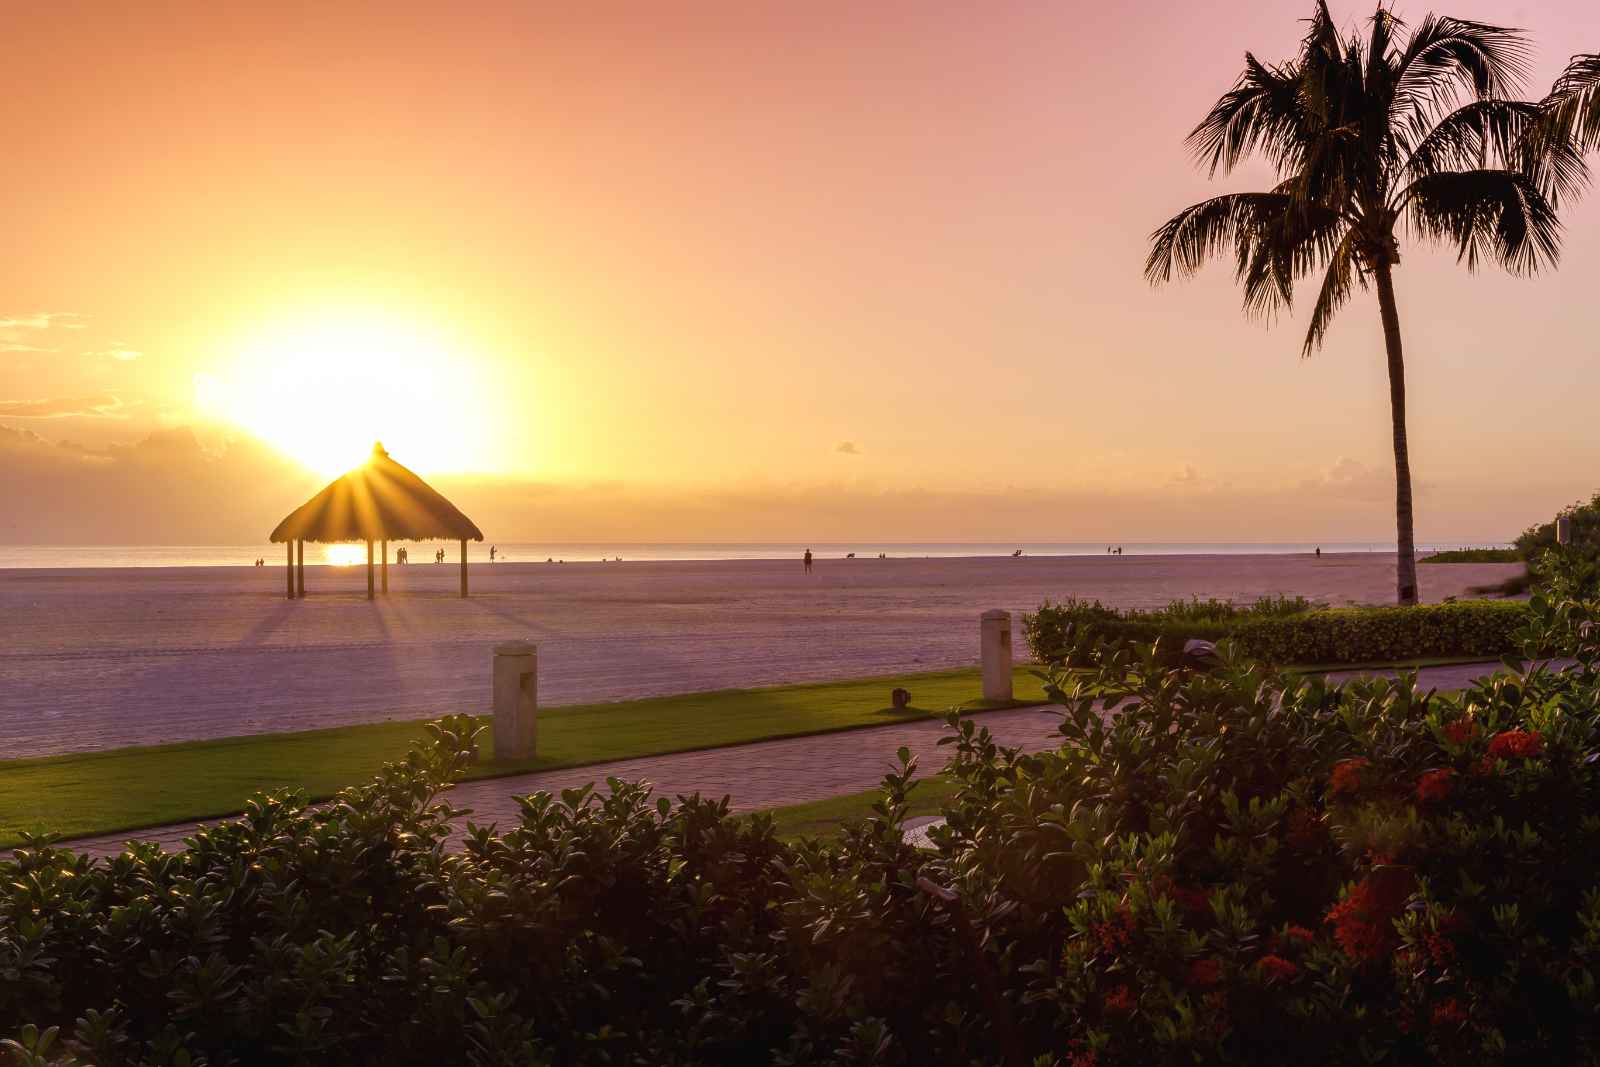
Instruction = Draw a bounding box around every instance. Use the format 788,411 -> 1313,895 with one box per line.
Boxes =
0,542 -> 1514,571
0,548 -> 1514,577
0,552 -> 1522,758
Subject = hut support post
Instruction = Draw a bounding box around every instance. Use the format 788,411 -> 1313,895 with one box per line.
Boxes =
367,540 -> 375,600
460,539 -> 468,598
286,542 -> 295,599
381,539 -> 389,595
296,540 -> 305,597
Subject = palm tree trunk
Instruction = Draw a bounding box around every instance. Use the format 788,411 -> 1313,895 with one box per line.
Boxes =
1373,261 -> 1418,605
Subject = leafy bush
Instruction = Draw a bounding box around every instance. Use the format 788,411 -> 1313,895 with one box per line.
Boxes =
1420,548 -> 1519,563
1517,490 -> 1600,558
1025,598 -> 1528,667
6,599 -> 1600,1065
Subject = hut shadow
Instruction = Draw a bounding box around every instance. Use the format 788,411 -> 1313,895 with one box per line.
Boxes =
235,600 -> 298,648
462,597 -> 563,638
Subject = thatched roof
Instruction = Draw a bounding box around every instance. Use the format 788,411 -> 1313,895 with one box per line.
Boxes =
270,443 -> 484,544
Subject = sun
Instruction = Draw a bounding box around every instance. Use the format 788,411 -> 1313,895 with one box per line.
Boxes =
195,311 -> 496,477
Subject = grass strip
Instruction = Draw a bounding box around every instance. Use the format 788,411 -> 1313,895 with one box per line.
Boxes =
1,665 -> 1047,847
759,777 -> 961,840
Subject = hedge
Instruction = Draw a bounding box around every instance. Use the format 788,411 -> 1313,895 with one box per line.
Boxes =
5,596 -> 1600,1064
1024,598 -> 1530,666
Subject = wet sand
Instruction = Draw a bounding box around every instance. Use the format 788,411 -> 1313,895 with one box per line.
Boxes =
0,553 -> 1519,757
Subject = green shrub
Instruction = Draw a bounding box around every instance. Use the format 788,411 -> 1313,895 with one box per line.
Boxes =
6,598 -> 1600,1065
1420,548 -> 1520,563
1517,490 -> 1600,558
1025,598 -> 1529,666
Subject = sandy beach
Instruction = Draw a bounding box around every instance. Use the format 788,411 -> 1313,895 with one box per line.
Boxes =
0,553 -> 1519,758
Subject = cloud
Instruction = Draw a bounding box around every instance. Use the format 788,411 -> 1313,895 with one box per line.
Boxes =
0,312 -> 89,330
0,394 -> 127,419
834,441 -> 861,455
0,342 -> 52,353
85,344 -> 142,361
1169,464 -> 1204,486
1303,457 -> 1395,502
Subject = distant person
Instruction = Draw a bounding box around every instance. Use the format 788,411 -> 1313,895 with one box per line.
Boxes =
1117,546 -> 1123,556
1315,546 -> 1322,558
803,548 -> 813,573
490,545 -> 497,562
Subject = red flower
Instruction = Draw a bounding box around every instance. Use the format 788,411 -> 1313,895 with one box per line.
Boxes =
1278,924 -> 1316,951
1415,768 -> 1455,805
1092,905 -> 1136,955
1486,729 -> 1544,761
1325,867 -> 1413,963
1256,954 -> 1300,983
1285,808 -> 1326,849
1104,985 -> 1136,1015
1171,885 -> 1212,918
1188,957 -> 1222,988
1064,1052 -> 1098,1067
1432,999 -> 1469,1028
1329,758 -> 1369,797
1424,931 -> 1457,966
1442,719 -> 1480,746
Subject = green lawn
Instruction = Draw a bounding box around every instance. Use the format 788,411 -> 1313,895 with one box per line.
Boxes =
0,665 -> 1048,848
760,776 -> 961,840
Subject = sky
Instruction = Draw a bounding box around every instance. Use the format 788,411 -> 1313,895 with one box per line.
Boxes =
3,0 -> 1600,544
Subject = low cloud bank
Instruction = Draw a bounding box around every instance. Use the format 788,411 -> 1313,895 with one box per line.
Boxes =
0,423 -> 1561,546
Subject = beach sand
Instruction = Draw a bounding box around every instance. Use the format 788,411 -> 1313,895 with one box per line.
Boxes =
0,553 -> 1519,757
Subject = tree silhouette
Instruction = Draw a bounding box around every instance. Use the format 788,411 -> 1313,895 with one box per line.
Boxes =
1147,3 -> 1586,604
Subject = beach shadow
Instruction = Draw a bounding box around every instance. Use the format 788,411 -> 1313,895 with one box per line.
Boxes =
235,600 -> 298,648
871,704 -> 942,717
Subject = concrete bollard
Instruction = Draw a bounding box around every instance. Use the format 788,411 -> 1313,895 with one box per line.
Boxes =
980,609 -> 1013,702
492,641 -> 539,760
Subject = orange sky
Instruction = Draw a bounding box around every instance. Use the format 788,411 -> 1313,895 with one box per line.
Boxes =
3,1 -> 1599,542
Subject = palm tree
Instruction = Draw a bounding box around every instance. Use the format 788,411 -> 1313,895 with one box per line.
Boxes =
1146,3 -> 1586,604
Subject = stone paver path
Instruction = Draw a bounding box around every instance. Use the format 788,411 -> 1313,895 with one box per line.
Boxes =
52,657 -> 1535,860
61,705 -> 1073,858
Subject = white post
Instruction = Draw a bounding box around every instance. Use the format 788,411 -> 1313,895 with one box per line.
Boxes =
492,641 -> 538,759
980,609 -> 1013,702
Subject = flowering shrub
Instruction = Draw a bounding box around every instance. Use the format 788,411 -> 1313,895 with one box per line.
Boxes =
5,597 -> 1600,1064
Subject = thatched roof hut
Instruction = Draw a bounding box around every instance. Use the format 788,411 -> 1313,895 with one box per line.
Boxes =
270,442 -> 483,599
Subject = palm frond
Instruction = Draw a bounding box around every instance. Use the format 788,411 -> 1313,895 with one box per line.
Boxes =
1145,193 -> 1293,285
1405,99 -> 1538,176
1303,230 -> 1362,355
1188,55 -> 1308,176
1543,53 -> 1600,152
1402,169 -> 1559,274
1391,15 -> 1530,128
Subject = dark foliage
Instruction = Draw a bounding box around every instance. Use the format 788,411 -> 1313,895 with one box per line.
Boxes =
1420,548 -> 1519,564
7,597 -> 1600,1065
1024,598 -> 1527,667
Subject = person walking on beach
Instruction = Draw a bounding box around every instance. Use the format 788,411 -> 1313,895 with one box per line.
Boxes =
1315,546 -> 1322,558
803,548 -> 813,573
490,545 -> 497,562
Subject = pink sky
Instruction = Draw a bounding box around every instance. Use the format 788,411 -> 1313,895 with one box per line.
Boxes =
2,1 -> 1599,543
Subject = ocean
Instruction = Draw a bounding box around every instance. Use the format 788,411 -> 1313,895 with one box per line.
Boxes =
0,541 -> 1512,569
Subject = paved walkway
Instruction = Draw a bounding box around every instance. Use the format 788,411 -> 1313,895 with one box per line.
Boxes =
53,658 -> 1530,860
61,704 -> 1074,858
